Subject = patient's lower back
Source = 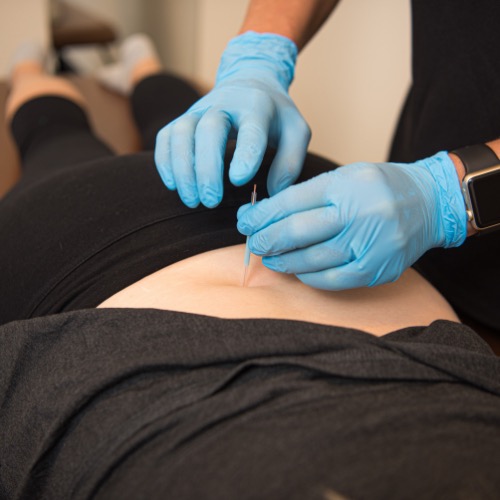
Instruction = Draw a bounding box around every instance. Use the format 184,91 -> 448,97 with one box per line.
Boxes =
97,244 -> 459,335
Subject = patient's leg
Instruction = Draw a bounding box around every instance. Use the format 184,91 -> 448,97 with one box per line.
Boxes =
96,34 -> 201,151
5,59 -> 114,186
6,61 -> 85,119
130,72 -> 201,150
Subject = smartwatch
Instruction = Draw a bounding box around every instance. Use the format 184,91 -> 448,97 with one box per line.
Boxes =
451,143 -> 500,231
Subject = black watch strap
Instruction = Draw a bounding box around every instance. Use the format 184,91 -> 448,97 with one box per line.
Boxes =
451,144 -> 500,174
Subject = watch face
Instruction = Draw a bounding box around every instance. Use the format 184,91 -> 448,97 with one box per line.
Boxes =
468,169 -> 500,228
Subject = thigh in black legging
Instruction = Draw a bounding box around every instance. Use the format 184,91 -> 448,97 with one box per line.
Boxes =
131,73 -> 201,150
0,141 -> 338,325
9,96 -> 114,186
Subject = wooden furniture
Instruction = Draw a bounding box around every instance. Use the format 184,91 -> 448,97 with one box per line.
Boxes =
51,1 -> 116,49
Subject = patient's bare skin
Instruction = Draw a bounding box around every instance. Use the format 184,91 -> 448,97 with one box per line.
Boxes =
6,51 -> 459,336
98,244 -> 459,335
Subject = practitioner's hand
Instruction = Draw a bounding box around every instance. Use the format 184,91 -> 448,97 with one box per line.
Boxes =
237,152 -> 467,290
154,31 -> 310,208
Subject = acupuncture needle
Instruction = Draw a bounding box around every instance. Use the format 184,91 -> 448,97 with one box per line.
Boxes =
242,184 -> 257,287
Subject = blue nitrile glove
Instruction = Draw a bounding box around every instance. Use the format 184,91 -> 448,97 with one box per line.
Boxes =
154,31 -> 310,208
237,152 -> 467,290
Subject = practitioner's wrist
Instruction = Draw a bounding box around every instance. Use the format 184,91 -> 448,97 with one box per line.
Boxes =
216,31 -> 298,90
448,139 -> 500,236
447,151 -> 476,236
449,138 -> 500,236
414,152 -> 467,248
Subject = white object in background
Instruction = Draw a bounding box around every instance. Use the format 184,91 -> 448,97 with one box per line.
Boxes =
0,0 -> 50,79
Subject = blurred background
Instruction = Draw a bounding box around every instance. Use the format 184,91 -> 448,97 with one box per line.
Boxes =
0,0 -> 411,164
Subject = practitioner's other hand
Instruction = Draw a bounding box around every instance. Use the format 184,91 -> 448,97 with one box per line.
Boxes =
237,153 -> 467,290
154,31 -> 310,208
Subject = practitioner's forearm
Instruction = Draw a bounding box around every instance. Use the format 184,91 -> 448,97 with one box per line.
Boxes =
485,138 -> 500,161
238,0 -> 340,50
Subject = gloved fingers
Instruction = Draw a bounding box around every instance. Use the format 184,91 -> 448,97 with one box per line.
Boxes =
261,236 -> 352,274
237,172 -> 333,235
296,254 -> 402,291
154,124 -> 176,190
228,114 -> 270,186
169,113 -> 202,208
266,115 -> 311,195
236,202 -> 253,220
248,206 -> 343,255
194,109 -> 232,208
296,261 -> 373,291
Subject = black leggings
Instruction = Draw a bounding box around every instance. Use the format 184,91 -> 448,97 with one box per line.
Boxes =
0,74 -> 336,326
9,74 -> 200,183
